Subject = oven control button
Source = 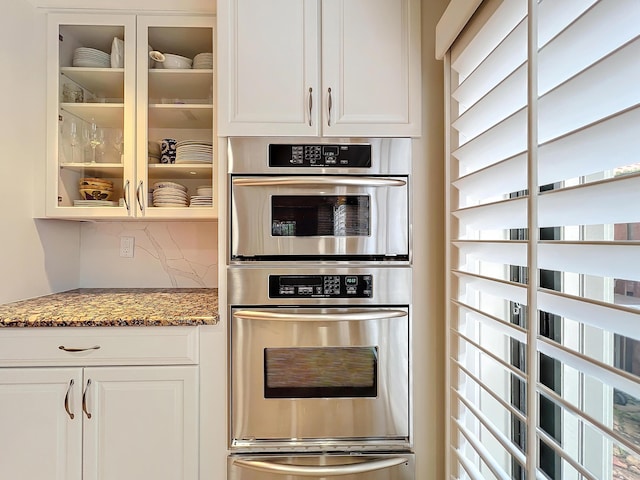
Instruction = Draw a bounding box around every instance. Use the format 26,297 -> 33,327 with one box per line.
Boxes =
297,286 -> 313,295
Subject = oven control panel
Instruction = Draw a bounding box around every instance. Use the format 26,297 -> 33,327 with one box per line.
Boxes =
268,144 -> 372,168
269,274 -> 373,298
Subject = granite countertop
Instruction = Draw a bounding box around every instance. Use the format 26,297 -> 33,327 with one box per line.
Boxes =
0,288 -> 219,327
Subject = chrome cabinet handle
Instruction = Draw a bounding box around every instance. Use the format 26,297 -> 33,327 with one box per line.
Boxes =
327,87 -> 332,126
308,87 -> 313,126
233,456 -> 409,476
59,345 -> 101,353
64,379 -> 75,420
136,180 -> 144,213
123,179 -> 130,213
233,176 -> 406,188
82,379 -> 92,419
234,309 -> 408,322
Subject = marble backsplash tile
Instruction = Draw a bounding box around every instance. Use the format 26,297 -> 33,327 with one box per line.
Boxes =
79,222 -> 218,288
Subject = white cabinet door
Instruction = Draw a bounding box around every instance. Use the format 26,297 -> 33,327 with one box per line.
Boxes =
218,0 -> 320,136
0,368 -> 83,480
82,366 -> 198,480
321,0 -> 421,137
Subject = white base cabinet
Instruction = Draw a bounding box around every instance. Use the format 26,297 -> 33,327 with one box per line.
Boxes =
0,328 -> 199,480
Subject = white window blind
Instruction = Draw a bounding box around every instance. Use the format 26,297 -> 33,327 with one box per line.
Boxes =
444,0 -> 640,479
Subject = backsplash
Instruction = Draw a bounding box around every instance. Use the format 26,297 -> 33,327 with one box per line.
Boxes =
79,222 -> 218,288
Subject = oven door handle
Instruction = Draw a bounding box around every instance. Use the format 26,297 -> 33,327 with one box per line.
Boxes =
232,176 -> 406,188
233,310 -> 407,322
232,456 -> 409,476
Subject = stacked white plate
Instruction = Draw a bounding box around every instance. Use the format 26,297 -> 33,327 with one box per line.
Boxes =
74,200 -> 119,207
176,140 -> 213,164
192,53 -> 213,69
190,185 -> 213,207
73,47 -> 111,68
152,181 -> 188,207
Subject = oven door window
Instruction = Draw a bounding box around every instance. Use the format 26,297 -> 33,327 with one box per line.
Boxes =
271,196 -> 370,237
264,346 -> 378,398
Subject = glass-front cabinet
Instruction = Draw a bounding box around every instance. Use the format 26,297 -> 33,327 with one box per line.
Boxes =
46,13 -> 216,219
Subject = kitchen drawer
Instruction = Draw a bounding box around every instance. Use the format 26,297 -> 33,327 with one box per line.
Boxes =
0,327 -> 198,367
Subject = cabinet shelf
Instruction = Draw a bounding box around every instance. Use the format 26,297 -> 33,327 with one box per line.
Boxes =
60,67 -> 124,98
148,163 -> 213,180
148,69 -> 213,99
60,162 -> 123,176
60,103 -> 123,127
148,104 -> 213,128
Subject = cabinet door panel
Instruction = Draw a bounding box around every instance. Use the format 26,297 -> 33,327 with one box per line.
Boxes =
82,366 -> 198,480
322,0 -> 421,137
0,368 -> 82,480
219,0 -> 320,135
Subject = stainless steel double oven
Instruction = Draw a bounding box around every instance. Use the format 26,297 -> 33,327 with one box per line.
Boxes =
226,138 -> 413,480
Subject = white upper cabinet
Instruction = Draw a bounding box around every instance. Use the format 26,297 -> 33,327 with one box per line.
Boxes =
46,13 -> 216,220
218,0 -> 421,137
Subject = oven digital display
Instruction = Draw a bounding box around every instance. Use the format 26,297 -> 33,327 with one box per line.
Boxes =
268,143 -> 372,167
263,346 -> 378,398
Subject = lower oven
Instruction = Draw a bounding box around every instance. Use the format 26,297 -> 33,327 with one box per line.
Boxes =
228,266 -> 412,456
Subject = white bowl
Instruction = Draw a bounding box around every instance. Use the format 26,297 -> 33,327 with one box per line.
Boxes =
157,53 -> 192,69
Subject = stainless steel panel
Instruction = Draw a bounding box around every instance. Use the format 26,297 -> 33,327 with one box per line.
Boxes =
230,175 -> 409,259
228,137 -> 411,175
228,454 -> 415,480
227,266 -> 411,306
230,305 -> 410,450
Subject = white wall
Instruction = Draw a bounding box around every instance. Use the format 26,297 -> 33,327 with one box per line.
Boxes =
0,0 -> 80,304
413,0 -> 448,479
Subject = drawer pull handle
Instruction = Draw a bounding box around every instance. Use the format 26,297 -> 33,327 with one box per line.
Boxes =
58,345 -> 101,353
82,379 -> 92,419
64,379 -> 75,420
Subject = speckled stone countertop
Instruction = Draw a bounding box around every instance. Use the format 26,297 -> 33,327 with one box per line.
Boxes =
0,288 -> 218,327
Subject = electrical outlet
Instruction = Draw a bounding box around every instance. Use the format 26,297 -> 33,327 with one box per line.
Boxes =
120,236 -> 135,258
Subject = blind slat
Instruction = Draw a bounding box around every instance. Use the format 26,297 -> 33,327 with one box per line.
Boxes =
454,240 -> 527,268
538,290 -> 640,342
538,106 -> 640,186
453,270 -> 528,305
538,173 -> 640,227
453,196 -> 527,231
539,242 -> 640,281
454,300 -> 529,344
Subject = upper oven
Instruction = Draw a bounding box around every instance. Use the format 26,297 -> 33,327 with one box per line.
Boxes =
228,137 -> 411,262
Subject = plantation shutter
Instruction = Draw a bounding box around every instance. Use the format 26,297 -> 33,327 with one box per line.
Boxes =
443,0 -> 640,479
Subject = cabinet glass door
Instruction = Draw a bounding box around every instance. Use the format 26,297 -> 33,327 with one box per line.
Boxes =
136,16 -> 216,219
49,14 -> 136,218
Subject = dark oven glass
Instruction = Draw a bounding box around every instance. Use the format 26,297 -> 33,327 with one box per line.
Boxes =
271,195 -> 370,237
264,346 -> 378,398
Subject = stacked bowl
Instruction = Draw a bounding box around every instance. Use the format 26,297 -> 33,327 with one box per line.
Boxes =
152,181 -> 188,207
79,177 -> 114,201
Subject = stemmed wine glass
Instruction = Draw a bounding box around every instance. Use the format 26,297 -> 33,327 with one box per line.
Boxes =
84,120 -> 104,163
112,129 -> 124,162
67,119 -> 81,163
